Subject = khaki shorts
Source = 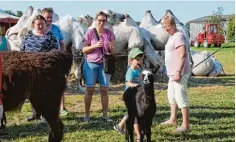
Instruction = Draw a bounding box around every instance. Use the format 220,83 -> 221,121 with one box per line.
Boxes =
167,73 -> 190,108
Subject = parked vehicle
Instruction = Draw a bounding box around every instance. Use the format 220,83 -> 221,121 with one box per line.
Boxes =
190,23 -> 225,48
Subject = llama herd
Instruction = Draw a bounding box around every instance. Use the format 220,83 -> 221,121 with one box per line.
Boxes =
5,7 -> 224,92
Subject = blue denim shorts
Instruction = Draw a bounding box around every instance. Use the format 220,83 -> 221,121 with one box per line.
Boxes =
83,60 -> 111,87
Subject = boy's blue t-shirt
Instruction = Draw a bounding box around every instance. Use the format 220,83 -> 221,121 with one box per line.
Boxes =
51,24 -> 64,49
125,67 -> 142,90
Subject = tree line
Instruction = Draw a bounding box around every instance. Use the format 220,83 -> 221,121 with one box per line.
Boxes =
185,7 -> 235,42
5,10 -> 23,17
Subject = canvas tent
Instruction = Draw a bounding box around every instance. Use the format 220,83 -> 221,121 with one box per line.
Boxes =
0,9 -> 19,33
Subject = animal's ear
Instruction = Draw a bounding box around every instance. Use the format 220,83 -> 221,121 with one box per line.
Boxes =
151,65 -> 159,74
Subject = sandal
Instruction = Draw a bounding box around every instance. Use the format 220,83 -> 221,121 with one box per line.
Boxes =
160,120 -> 177,125
175,127 -> 190,133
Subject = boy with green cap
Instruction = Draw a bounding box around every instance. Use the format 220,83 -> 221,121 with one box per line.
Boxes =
113,47 -> 144,141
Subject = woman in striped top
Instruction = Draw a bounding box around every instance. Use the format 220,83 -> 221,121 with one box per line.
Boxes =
21,15 -> 58,52
21,15 -> 59,123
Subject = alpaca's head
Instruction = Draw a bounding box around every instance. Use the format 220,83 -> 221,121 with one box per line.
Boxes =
142,70 -> 155,85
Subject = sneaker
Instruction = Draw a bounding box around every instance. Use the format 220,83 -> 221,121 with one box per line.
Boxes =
113,124 -> 125,135
60,108 -> 69,116
102,117 -> 113,122
83,116 -> 90,122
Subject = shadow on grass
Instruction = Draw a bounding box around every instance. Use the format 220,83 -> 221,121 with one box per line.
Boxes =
154,105 -> 234,141
2,104 -> 234,141
64,74 -> 235,95
1,122 -> 48,141
61,108 -> 128,133
188,75 -> 235,87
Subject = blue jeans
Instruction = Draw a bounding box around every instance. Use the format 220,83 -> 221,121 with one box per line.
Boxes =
83,60 -> 111,87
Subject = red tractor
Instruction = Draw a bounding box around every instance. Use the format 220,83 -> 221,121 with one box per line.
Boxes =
190,23 -> 225,48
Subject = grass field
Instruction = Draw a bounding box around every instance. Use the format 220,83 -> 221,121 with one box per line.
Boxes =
2,42 -> 235,142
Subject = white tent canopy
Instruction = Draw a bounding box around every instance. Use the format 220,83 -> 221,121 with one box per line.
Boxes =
0,9 -> 20,19
0,9 -> 19,24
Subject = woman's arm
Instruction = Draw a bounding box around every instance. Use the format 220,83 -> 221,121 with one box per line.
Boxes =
176,45 -> 186,72
82,40 -> 103,54
173,45 -> 186,81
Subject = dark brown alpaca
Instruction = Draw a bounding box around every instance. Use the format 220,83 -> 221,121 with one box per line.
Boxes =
1,50 -> 72,142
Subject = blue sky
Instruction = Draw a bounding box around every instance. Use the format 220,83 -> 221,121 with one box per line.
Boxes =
0,1 -> 235,24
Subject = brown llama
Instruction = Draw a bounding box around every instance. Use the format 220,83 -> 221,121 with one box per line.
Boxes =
0,50 -> 72,142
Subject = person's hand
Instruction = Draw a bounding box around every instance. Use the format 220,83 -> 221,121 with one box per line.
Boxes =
131,83 -> 139,88
107,42 -> 113,49
106,42 -> 114,53
173,70 -> 181,81
94,40 -> 103,48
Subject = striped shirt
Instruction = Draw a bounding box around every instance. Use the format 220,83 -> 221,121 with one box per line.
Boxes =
21,30 -> 58,52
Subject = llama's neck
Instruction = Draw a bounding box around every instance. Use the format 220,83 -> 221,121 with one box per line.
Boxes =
144,84 -> 154,97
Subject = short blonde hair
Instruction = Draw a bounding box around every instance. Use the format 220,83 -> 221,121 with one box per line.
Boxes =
42,7 -> 54,14
161,15 -> 176,26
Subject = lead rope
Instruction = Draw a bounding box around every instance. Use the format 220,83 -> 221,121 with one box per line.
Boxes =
193,42 -> 230,69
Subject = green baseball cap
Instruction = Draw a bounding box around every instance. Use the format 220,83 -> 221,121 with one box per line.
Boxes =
128,48 -> 144,59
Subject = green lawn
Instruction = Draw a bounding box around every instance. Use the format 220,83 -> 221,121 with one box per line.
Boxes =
2,42 -> 235,142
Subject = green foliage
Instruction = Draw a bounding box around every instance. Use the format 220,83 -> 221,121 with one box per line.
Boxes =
16,11 -> 23,17
208,7 -> 223,24
136,21 -> 141,26
5,10 -> 23,17
227,15 -> 235,42
208,7 -> 225,34
5,10 -> 16,16
185,22 -> 190,30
